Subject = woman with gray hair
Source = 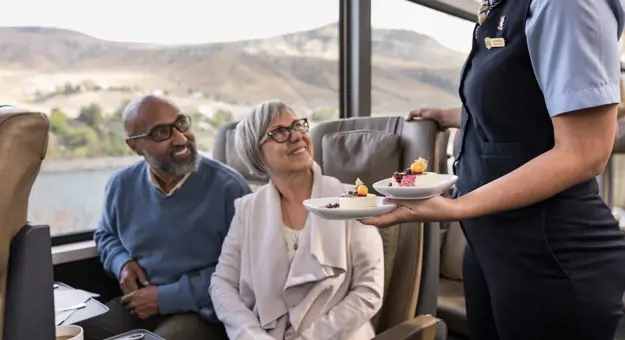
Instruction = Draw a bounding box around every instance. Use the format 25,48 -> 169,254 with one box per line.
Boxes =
209,100 -> 385,340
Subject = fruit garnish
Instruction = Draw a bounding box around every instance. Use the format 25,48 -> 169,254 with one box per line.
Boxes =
410,158 -> 428,174
353,177 -> 368,196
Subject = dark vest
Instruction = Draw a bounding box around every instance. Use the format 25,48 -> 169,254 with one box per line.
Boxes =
453,0 -> 598,197
452,0 -> 625,282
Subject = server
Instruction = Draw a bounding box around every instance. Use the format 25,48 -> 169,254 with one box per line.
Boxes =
362,0 -> 625,339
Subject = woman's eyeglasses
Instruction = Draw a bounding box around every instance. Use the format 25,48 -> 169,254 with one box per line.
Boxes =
126,115 -> 192,142
263,118 -> 310,143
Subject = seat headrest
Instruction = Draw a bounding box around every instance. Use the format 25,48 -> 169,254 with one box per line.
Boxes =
319,130 -> 402,190
214,117 -> 439,188
310,117 -> 438,188
213,122 -> 267,184
0,105 -> 49,235
453,129 -> 462,156
436,130 -> 451,174
0,106 -> 49,160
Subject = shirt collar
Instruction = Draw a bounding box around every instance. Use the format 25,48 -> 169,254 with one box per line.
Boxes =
147,168 -> 191,197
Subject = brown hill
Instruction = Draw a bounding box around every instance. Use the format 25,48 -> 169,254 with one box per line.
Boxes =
0,24 -> 465,116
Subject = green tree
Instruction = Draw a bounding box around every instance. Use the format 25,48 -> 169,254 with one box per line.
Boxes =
64,126 -> 101,157
77,103 -> 104,128
105,137 -> 130,156
309,107 -> 339,122
111,100 -> 130,121
64,126 -> 98,148
207,109 -> 233,129
49,108 -> 70,135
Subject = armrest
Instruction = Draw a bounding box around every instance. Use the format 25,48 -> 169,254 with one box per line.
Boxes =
372,315 -> 440,340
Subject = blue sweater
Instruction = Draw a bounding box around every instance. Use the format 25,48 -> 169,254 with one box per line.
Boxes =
94,156 -> 251,319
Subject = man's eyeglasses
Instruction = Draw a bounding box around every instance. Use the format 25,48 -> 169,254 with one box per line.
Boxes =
127,115 -> 192,142
263,118 -> 310,144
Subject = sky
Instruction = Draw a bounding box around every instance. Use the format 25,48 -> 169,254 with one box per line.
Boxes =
0,0 -> 477,53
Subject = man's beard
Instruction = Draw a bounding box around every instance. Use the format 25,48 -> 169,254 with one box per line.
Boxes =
144,141 -> 200,177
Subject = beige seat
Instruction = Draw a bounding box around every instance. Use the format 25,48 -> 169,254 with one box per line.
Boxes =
437,131 -> 468,339
435,130 -> 451,176
214,122 -> 268,186
437,222 -> 467,338
0,106 -> 52,340
309,117 -> 445,340
215,117 -> 446,340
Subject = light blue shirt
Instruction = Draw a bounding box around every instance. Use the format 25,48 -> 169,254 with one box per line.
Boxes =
525,0 -> 625,117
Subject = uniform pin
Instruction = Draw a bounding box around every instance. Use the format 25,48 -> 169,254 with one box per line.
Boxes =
485,37 -> 505,49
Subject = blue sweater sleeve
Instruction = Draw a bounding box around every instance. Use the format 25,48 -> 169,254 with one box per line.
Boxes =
93,175 -> 132,279
157,177 -> 252,316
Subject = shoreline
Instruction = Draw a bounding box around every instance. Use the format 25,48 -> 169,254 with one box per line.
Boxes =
39,152 -> 213,173
40,156 -> 143,173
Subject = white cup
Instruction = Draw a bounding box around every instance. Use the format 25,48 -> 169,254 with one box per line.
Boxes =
56,324 -> 84,340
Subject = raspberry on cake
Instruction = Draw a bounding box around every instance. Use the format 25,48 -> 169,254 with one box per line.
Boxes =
391,158 -> 439,187
338,178 -> 378,208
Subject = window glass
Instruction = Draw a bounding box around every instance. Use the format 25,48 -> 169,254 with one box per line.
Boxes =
0,0 -> 339,236
371,0 -> 475,172
371,0 -> 474,116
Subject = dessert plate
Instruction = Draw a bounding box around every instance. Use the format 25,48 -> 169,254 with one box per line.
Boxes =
372,174 -> 458,200
303,196 -> 396,220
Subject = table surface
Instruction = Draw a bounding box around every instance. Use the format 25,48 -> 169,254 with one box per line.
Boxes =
55,282 -> 109,325
104,329 -> 165,340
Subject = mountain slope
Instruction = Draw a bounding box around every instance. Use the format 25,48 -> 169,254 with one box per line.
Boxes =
0,24 -> 465,116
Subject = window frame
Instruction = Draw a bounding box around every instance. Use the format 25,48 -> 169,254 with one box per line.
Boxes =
405,0 -> 479,23
51,229 -> 95,247
51,0 -> 480,247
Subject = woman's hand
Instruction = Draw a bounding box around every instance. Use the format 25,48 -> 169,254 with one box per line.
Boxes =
359,196 -> 463,229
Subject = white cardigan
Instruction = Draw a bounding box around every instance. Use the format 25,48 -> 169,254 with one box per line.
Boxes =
209,163 -> 385,340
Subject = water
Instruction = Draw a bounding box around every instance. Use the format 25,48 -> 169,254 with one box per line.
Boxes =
29,169 -> 116,236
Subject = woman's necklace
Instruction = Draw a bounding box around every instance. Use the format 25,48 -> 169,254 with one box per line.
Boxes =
293,232 -> 300,250
283,226 -> 300,252
282,200 -> 308,252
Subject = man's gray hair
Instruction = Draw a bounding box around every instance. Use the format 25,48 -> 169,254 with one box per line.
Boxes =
234,100 -> 292,180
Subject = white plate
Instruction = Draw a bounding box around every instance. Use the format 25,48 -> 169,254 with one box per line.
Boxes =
303,196 -> 396,220
372,174 -> 458,200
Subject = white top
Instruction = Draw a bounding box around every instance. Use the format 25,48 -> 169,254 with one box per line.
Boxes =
209,162 -> 384,340
282,223 -> 303,338
283,225 -> 302,264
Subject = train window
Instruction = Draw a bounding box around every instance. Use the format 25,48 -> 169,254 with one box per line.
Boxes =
370,0 -> 475,117
1,0 -> 339,240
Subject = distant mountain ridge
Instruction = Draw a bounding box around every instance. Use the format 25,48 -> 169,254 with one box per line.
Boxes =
0,23 -> 465,115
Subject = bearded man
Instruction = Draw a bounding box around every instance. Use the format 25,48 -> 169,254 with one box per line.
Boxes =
79,95 -> 251,340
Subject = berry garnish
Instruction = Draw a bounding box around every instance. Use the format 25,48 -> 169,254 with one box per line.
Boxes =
393,172 -> 405,182
340,190 -> 355,197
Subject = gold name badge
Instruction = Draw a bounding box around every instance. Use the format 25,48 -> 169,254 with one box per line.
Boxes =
485,37 -> 506,49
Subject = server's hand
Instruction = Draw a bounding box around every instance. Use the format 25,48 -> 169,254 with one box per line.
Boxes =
406,107 -> 462,130
359,195 -> 461,229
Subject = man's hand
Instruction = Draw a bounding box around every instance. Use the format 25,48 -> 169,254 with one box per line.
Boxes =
121,285 -> 159,319
119,260 -> 149,295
